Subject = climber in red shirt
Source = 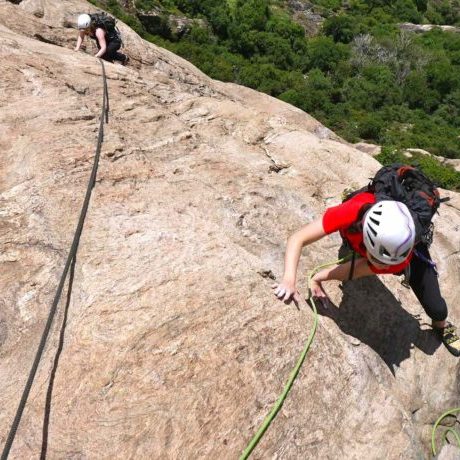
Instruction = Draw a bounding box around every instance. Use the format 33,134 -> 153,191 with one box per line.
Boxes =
272,192 -> 460,357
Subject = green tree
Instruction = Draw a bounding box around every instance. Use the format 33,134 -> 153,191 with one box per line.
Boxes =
234,0 -> 270,31
228,23 -> 256,57
358,114 -> 384,140
187,26 -> 213,45
414,0 -> 427,13
322,15 -> 360,43
307,36 -> 349,72
403,72 -> 429,109
280,69 -> 335,121
343,65 -> 401,110
434,89 -> 460,126
252,32 -> 295,69
426,60 -> 460,96
366,0 -> 393,12
393,0 -> 423,23
238,63 -> 288,96
266,15 -> 304,43
208,5 -> 231,37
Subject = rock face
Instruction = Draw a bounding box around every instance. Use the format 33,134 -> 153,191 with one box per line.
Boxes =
404,148 -> 460,174
288,0 -> 324,36
399,22 -> 460,33
353,142 -> 382,157
137,9 -> 207,40
1,1 -> 460,459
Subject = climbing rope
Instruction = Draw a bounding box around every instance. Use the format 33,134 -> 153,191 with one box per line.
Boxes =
1,59 -> 109,460
239,256 -> 349,459
431,408 -> 460,456
240,255 -> 460,459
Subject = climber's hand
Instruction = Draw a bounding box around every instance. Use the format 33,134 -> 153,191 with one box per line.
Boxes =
309,278 -> 330,307
272,280 -> 300,304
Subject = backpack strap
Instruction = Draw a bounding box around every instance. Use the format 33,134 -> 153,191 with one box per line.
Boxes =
414,248 -> 438,274
346,202 -> 373,234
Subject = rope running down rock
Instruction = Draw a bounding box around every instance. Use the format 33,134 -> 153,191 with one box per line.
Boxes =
432,408 -> 460,456
239,257 -> 349,459
1,58 -> 109,460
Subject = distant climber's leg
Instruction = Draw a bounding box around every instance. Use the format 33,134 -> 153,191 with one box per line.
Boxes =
99,51 -> 114,63
409,244 -> 460,356
101,41 -> 127,64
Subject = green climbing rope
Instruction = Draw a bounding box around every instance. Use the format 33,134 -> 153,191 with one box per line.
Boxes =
431,407 -> 460,456
241,254 -> 459,458
239,256 -> 349,459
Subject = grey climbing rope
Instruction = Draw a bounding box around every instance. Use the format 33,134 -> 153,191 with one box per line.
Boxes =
1,59 -> 109,460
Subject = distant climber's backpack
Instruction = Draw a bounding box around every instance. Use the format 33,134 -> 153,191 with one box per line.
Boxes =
90,12 -> 121,42
344,163 -> 449,246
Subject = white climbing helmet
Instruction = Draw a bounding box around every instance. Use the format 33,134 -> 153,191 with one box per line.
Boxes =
77,14 -> 92,29
363,200 -> 415,265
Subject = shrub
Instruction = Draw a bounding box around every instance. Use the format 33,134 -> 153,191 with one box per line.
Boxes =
376,147 -> 460,190
322,15 -> 359,43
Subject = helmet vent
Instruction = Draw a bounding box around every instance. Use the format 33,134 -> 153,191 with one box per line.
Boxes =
363,200 -> 415,266
368,224 -> 377,237
369,217 -> 380,226
366,231 -> 375,247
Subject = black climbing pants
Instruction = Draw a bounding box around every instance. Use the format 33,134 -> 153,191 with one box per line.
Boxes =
98,40 -> 126,63
408,243 -> 448,322
339,241 -> 448,322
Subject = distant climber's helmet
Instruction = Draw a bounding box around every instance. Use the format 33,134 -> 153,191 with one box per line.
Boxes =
363,200 -> 415,265
77,14 -> 92,29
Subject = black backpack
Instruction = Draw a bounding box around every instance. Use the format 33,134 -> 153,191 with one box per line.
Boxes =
344,163 -> 449,246
90,12 -> 121,42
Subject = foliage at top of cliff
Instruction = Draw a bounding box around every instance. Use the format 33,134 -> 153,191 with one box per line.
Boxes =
131,0 -> 460,27
90,0 -> 460,176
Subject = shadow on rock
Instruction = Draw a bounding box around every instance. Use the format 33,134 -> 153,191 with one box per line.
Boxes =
313,275 -> 441,375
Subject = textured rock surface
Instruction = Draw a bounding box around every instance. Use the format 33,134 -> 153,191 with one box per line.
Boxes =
353,142 -> 381,157
1,1 -> 460,459
288,0 -> 324,37
399,22 -> 460,34
436,444 -> 460,460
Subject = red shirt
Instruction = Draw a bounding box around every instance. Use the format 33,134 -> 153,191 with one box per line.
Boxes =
322,192 -> 411,274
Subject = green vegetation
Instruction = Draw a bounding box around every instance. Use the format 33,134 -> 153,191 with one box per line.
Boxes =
376,146 -> 460,190
87,0 -> 460,189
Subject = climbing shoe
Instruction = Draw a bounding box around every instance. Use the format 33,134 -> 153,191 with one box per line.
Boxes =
122,55 -> 130,66
437,323 -> 460,357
